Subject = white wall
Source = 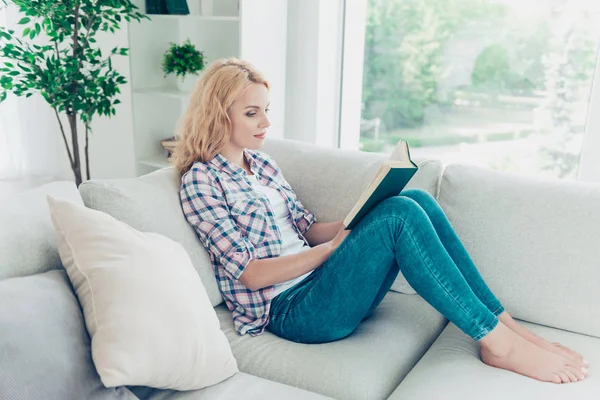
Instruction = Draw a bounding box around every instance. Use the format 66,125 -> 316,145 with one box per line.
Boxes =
338,0 -> 367,151
89,27 -> 137,180
240,0 -> 287,139
285,0 -> 345,148
285,0 -> 319,144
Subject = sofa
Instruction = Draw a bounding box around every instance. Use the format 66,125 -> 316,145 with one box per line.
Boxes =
1,137 -> 598,400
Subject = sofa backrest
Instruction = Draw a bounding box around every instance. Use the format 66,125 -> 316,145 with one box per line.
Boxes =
437,163 -> 600,338
0,181 -> 82,281
262,139 -> 443,223
80,138 -> 443,303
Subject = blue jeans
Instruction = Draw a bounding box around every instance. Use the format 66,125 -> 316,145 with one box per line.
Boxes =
267,189 -> 505,344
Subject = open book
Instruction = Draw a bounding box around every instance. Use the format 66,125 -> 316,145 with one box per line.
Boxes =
343,141 -> 418,230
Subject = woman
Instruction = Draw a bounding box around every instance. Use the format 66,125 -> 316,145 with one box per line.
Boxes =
173,58 -> 588,384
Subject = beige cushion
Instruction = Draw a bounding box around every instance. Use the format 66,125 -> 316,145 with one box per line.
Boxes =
0,181 -> 82,281
47,196 -> 238,390
388,321 -> 600,399
437,164 -> 600,338
216,290 -> 448,400
263,138 -> 443,295
79,168 -> 223,307
143,372 -> 334,400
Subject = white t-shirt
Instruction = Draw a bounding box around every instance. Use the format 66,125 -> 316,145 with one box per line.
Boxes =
247,174 -> 314,297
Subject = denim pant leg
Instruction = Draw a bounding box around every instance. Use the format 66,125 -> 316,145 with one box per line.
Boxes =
399,189 -> 505,317
267,196 -> 499,344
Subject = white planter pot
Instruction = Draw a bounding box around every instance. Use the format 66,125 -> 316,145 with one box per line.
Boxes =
177,74 -> 200,93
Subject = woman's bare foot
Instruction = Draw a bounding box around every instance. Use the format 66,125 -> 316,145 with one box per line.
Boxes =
497,311 -> 588,367
479,321 -> 588,384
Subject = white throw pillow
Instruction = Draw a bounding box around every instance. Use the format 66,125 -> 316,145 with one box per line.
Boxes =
46,196 -> 238,390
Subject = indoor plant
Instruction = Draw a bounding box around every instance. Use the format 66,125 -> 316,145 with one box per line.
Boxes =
0,0 -> 146,186
161,39 -> 205,92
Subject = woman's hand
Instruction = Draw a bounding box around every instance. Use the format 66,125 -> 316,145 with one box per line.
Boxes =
329,225 -> 351,252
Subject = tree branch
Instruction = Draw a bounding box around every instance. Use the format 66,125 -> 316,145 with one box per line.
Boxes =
53,107 -> 74,168
54,41 -> 60,62
85,122 -> 90,180
69,1 -> 81,112
81,1 -> 99,49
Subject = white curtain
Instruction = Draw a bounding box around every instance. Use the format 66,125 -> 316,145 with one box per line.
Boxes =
0,3 -> 59,182
578,42 -> 600,183
0,5 -> 23,179
0,97 -> 24,179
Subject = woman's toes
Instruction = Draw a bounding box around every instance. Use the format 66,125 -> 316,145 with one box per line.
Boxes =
551,373 -> 562,384
564,367 -> 580,382
569,365 -> 586,381
557,371 -> 570,384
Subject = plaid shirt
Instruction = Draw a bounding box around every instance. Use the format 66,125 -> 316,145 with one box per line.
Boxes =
180,149 -> 316,336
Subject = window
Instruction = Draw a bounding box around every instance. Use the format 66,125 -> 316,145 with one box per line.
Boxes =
343,0 -> 600,180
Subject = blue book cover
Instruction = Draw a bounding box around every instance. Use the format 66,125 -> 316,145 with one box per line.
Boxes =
146,0 -> 168,14
344,141 -> 418,230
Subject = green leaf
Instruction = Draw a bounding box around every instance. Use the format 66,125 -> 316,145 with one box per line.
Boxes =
0,80 -> 13,90
18,17 -> 30,25
23,27 -> 31,36
0,91 -> 6,102
8,71 -> 20,76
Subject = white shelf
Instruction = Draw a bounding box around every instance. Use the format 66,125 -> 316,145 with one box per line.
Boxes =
147,15 -> 239,22
128,0 -> 287,177
138,156 -> 172,169
134,87 -> 190,99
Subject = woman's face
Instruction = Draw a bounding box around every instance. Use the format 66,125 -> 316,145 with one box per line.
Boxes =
228,83 -> 271,151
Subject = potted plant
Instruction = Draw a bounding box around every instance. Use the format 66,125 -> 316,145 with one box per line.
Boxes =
161,39 -> 206,92
0,0 -> 146,186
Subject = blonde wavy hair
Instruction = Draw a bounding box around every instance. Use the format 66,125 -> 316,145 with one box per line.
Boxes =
171,58 -> 270,175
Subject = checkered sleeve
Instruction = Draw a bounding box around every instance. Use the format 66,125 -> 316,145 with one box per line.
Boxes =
291,194 -> 316,235
181,169 -> 256,281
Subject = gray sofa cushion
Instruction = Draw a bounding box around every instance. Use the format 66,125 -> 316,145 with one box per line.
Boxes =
262,138 -> 443,295
79,168 -> 223,307
0,270 -> 134,400
388,321 -> 600,399
0,181 -> 82,282
437,164 -> 600,338
139,372 -> 333,400
216,290 -> 448,400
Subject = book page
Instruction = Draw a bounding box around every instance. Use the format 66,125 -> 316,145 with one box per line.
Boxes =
389,140 -> 409,162
343,164 -> 390,227
387,140 -> 416,168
